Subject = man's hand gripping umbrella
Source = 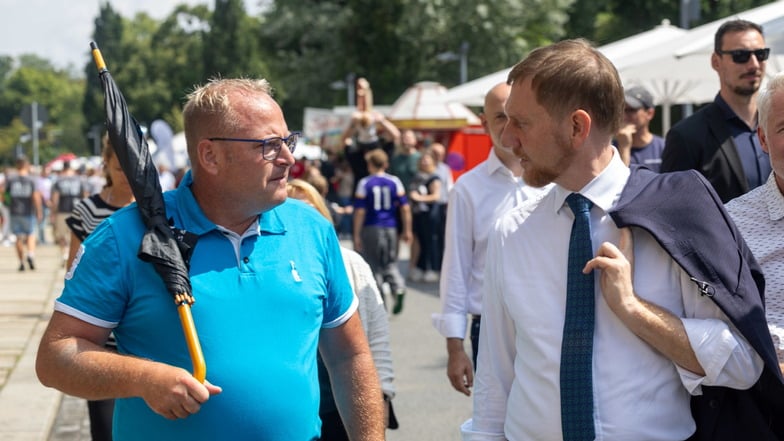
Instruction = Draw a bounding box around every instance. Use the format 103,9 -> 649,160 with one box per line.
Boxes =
89,42 -> 206,383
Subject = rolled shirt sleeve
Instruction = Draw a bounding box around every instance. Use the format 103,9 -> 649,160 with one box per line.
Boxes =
677,268 -> 764,394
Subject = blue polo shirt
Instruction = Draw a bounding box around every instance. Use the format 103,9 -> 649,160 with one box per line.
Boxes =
57,172 -> 356,441
715,94 -> 771,190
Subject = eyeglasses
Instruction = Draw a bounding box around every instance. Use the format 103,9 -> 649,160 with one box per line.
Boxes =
207,132 -> 300,161
716,48 -> 770,64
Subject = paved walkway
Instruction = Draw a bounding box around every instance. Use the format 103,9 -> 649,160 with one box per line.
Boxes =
0,241 -> 65,441
0,239 -> 471,440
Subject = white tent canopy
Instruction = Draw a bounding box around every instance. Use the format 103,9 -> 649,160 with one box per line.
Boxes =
435,19 -> 687,107
387,81 -> 480,129
438,1 -> 784,133
433,68 -> 511,107
619,0 -> 784,131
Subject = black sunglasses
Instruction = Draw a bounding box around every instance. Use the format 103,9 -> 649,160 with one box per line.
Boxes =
716,48 -> 770,64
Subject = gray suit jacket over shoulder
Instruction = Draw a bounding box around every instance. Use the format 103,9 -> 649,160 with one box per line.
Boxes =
610,166 -> 783,440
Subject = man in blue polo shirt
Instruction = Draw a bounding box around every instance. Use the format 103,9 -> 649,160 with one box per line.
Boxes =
36,78 -> 384,441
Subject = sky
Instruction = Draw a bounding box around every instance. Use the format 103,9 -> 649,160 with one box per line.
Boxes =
0,0 -> 262,73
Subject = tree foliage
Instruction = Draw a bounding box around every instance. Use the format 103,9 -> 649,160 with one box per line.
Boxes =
204,0 -> 267,80
564,0 -> 772,45
0,0 -> 778,165
260,0 -> 574,128
0,56 -> 84,162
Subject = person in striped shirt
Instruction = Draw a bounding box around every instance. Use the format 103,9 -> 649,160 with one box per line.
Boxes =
64,136 -> 135,441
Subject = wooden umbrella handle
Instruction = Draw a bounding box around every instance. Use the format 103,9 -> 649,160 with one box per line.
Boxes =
177,304 -> 206,383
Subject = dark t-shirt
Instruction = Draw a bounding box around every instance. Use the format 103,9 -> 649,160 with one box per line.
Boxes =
629,135 -> 665,173
6,175 -> 36,216
409,172 -> 440,213
53,175 -> 86,213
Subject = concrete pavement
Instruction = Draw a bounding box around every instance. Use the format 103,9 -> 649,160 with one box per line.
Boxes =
386,277 -> 473,441
0,241 -> 65,440
0,239 -> 472,440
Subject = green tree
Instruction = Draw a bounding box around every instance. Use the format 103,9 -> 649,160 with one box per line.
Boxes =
0,119 -> 29,164
151,4 -> 212,126
260,0 -> 574,130
0,55 -> 15,84
113,12 -> 171,124
0,58 -> 85,162
259,0 -> 354,129
564,0 -> 775,46
702,0 -> 773,23
398,0 -> 573,88
203,0 -> 267,80
83,2 -> 125,132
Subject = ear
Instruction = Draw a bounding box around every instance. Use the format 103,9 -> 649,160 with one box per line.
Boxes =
196,139 -> 221,175
570,109 -> 592,147
711,52 -> 720,72
757,125 -> 770,154
479,112 -> 489,133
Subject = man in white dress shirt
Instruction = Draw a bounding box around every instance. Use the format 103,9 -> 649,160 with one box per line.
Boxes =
432,82 -> 546,396
726,71 -> 784,374
463,39 -> 764,441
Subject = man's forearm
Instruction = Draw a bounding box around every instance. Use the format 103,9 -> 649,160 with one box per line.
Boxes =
331,351 -> 385,441
447,337 -> 466,354
615,295 -> 705,375
37,334 -> 156,400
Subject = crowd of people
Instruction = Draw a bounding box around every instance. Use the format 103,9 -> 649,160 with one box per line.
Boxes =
0,15 -> 778,441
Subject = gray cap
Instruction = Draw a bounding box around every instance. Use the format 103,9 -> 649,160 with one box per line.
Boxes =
624,86 -> 654,109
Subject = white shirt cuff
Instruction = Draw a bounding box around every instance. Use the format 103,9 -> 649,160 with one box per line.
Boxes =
679,317 -> 763,394
431,312 -> 469,339
460,418 -> 506,441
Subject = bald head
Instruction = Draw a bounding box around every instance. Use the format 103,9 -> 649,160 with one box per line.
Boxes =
484,82 -> 511,113
480,82 -> 520,174
481,82 -> 512,149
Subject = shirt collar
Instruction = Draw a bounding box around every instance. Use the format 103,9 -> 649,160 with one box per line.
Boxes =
715,93 -> 757,129
763,172 -> 784,221
552,148 -> 630,215
173,170 -> 286,236
485,147 -> 516,178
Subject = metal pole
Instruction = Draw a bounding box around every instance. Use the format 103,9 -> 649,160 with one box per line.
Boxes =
92,125 -> 103,155
32,101 -> 39,167
679,0 -> 689,28
680,0 -> 699,118
459,42 -> 469,84
347,73 -> 356,107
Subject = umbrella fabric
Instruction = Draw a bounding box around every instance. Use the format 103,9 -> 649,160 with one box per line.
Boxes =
98,66 -> 197,303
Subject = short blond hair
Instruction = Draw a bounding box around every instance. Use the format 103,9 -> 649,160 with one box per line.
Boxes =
182,78 -> 273,158
287,179 -> 333,224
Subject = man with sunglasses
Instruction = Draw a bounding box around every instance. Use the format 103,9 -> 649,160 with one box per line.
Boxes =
36,78 -> 385,441
662,19 -> 772,203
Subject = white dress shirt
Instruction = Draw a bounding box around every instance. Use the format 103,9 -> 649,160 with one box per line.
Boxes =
432,149 -> 547,339
436,162 -> 454,204
726,172 -> 784,362
463,152 -> 763,441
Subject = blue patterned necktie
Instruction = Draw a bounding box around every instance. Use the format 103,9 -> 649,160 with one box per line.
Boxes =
561,193 -> 596,441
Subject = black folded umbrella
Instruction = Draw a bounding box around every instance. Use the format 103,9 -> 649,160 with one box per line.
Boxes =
90,42 -> 205,382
